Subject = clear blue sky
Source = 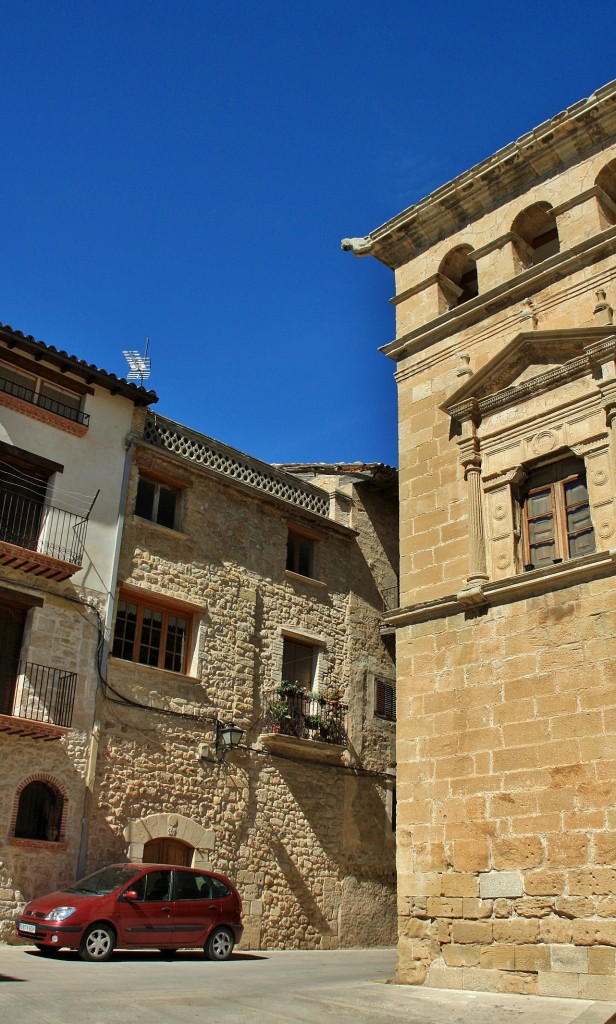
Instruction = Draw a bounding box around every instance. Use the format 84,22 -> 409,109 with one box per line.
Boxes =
0,2 -> 613,468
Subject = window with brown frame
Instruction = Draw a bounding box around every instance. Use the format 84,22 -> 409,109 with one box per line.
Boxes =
375,678 -> 396,721
521,458 -> 595,570
112,595 -> 190,673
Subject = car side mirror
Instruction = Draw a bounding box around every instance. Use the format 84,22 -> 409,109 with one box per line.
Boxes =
123,890 -> 139,901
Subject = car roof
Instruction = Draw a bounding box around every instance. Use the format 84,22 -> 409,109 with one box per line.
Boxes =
108,862 -> 233,880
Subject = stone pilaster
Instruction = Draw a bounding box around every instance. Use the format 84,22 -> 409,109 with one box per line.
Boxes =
457,407 -> 489,590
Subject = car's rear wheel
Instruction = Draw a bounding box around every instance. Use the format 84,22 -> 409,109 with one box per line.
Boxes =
204,927 -> 234,961
78,923 -> 116,962
35,944 -> 61,956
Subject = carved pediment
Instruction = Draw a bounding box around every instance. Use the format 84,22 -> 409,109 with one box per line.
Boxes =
515,363 -> 562,385
443,328 -> 616,421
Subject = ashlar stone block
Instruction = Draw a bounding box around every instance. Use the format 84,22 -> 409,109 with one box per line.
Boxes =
551,944 -> 589,973
479,870 -> 523,899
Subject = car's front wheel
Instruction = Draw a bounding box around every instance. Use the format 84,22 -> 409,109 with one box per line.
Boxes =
204,927 -> 234,961
78,923 -> 116,962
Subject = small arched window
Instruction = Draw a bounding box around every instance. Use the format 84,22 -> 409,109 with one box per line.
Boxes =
439,245 -> 479,309
511,202 -> 559,268
14,780 -> 63,842
595,160 -> 616,226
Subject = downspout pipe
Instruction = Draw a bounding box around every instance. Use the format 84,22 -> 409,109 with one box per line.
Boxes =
76,438 -> 136,879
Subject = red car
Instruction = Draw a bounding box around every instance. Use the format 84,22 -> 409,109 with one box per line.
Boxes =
17,863 -> 244,962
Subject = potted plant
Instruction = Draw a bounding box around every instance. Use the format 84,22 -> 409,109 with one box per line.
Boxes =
307,689 -> 326,706
279,680 -> 304,697
321,684 -> 344,703
304,711 -> 327,732
267,697 -> 290,733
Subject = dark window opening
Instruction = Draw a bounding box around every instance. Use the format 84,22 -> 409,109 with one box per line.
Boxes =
512,202 -> 560,268
595,160 -> 616,225
0,600 -> 27,716
439,246 -> 479,308
286,530 -> 315,577
135,477 -> 178,530
0,456 -> 49,552
282,637 -> 315,691
15,781 -> 62,842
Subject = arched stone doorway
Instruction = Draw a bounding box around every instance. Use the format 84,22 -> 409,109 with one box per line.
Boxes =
123,812 -> 215,869
143,836 -> 193,866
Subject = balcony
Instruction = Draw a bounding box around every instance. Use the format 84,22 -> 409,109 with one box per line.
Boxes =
261,688 -> 348,764
0,488 -> 89,580
0,374 -> 89,426
0,660 -> 77,739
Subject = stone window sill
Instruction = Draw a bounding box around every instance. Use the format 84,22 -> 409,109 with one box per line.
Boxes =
10,838 -> 68,850
260,732 -> 346,764
132,515 -> 188,540
108,655 -> 201,686
285,570 -> 327,588
483,549 -> 615,602
386,549 -> 616,627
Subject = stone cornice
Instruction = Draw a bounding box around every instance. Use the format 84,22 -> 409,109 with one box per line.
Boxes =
342,80 -> 616,270
384,225 -> 616,364
443,330 -> 616,422
551,184 -> 616,220
135,414 -> 356,535
384,550 -> 616,627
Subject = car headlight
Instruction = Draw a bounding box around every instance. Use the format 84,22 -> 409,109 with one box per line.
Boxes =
44,906 -> 76,922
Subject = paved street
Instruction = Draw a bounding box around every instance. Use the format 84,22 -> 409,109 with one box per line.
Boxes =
1,944 -> 616,1024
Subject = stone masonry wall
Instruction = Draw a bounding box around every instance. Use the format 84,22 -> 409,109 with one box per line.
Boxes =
88,709 -> 396,948
0,587 -> 100,940
397,576 -> 616,998
85,450 -> 397,948
389,127 -> 616,996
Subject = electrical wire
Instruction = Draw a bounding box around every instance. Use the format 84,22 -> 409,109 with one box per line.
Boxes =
233,741 -> 395,779
7,576 -> 393,776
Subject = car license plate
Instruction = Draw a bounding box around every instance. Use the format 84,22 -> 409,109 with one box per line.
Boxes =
20,922 -> 36,934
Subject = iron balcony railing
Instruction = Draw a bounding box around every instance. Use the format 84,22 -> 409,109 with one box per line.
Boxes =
264,690 -> 347,745
0,374 -> 90,425
1,660 -> 77,728
0,490 -> 89,565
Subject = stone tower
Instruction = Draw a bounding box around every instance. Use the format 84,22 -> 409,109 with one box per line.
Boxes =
344,81 -> 616,999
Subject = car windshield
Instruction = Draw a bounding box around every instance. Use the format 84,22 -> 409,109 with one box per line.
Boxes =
64,866 -> 141,895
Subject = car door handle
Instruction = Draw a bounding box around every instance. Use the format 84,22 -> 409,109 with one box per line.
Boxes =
162,906 -> 171,913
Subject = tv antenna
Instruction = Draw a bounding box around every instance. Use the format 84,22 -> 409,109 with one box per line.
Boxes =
123,337 -> 152,385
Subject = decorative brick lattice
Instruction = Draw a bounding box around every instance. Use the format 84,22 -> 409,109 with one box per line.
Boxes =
143,414 -> 330,517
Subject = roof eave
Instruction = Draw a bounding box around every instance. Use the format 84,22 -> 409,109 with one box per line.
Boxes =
342,79 -> 616,270
0,323 -> 158,406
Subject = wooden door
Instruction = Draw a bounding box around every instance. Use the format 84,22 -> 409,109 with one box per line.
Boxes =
143,837 -> 193,866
